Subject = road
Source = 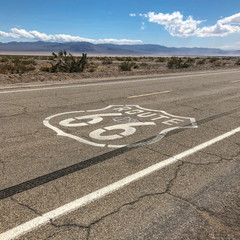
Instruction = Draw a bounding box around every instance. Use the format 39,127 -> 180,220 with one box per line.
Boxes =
0,70 -> 240,240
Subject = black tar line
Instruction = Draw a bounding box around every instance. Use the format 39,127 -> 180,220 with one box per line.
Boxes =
0,107 -> 240,199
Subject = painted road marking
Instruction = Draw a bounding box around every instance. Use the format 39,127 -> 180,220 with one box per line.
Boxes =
89,122 -> 156,140
43,105 -> 197,148
128,90 -> 172,98
59,113 -> 122,127
1,70 -> 240,94
231,80 -> 240,83
1,127 -> 240,240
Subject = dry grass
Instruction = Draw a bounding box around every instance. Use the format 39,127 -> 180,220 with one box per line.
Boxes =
0,55 -> 239,84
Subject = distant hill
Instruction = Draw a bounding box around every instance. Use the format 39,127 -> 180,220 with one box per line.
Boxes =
0,41 -> 239,56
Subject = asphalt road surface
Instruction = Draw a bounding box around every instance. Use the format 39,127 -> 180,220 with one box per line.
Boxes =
0,70 -> 240,240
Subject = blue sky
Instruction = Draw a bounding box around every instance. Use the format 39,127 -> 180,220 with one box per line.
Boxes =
1,0 -> 240,49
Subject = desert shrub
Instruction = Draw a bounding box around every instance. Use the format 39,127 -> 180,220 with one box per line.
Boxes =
125,57 -> 132,61
21,59 -> 36,65
185,58 -> 195,64
44,50 -> 87,73
181,62 -> 191,68
0,63 -> 13,74
102,58 -> 112,65
167,57 -> 181,69
214,62 -> 222,67
11,62 -> 35,74
140,63 -> 148,67
0,56 -> 10,62
196,59 -> 206,65
167,57 -> 190,69
11,57 -> 21,64
155,57 -> 166,62
0,58 -> 36,74
208,57 -> 219,63
115,57 -> 125,61
235,59 -> 240,65
148,57 -> 154,60
119,61 -> 135,71
40,66 -> 50,72
88,68 -> 95,72
35,56 -> 50,60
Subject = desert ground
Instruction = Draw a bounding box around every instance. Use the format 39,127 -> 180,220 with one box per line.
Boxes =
0,53 -> 240,85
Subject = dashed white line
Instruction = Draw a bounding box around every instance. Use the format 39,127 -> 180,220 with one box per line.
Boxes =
1,126 -> 240,240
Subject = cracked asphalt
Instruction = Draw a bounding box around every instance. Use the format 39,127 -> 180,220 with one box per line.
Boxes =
0,70 -> 240,240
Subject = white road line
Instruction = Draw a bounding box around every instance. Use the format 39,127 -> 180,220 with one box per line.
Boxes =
1,70 -> 240,94
1,127 -> 240,240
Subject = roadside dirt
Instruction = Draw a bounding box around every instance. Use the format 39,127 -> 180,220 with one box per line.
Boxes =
0,55 -> 239,85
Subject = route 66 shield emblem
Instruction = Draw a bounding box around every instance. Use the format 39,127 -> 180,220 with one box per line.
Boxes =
43,105 -> 197,148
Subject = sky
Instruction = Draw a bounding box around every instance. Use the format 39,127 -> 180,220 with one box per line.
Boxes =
1,0 -> 240,49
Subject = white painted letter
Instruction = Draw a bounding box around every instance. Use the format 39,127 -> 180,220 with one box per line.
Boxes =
89,122 -> 156,140
59,113 -> 122,127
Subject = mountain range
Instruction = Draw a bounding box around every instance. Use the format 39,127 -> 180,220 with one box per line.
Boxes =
0,41 -> 239,56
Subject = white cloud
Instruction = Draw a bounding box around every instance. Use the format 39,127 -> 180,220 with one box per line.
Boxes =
144,11 -> 240,37
129,13 -> 136,17
218,13 -> 240,24
11,28 -> 35,38
0,28 -> 142,44
147,11 -> 201,37
141,22 -> 145,30
0,31 -> 13,38
196,23 -> 240,37
139,13 -> 148,18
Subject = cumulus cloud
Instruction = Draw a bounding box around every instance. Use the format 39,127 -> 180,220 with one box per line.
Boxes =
143,11 -> 240,37
218,13 -> 240,24
0,28 -> 142,44
196,23 -> 240,37
129,13 -> 136,17
147,11 -> 201,37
